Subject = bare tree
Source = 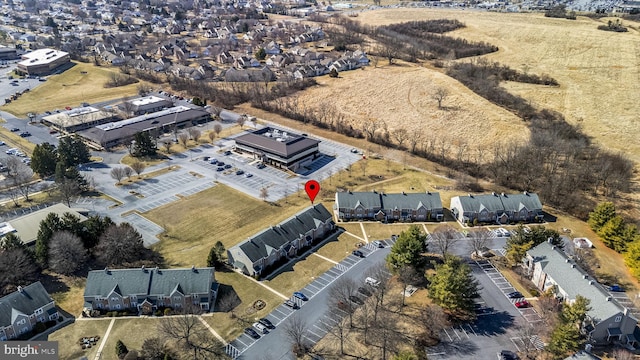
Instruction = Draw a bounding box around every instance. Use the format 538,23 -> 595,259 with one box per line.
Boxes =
120,96 -> 135,117
397,264 -> 419,308
431,225 -> 460,259
236,114 -> 247,129
259,187 -> 269,202
515,323 -> 543,360
208,106 -> 222,121
178,132 -> 190,148
370,310 -> 402,360
469,229 -> 493,258
158,310 -> 226,359
130,161 -> 146,177
283,314 -> 310,356
392,128 -> 409,150
323,310 -> 351,355
124,166 -> 133,180
213,123 -> 223,138
366,264 -> 391,322
187,128 -> 201,142
141,337 -> 175,360
48,231 -> 87,275
95,223 -> 145,266
414,305 -> 448,349
329,277 -> 359,327
160,139 -> 172,154
110,167 -> 126,184
207,131 -> 216,143
5,157 -> 34,202
433,87 -> 449,109
0,248 -> 39,296
612,349 -> 635,360
250,116 -> 258,128
57,178 -> 81,207
359,159 -> 368,177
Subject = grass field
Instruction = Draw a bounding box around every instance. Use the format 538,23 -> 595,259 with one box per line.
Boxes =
353,9 -> 640,163
264,253 -> 334,295
146,184 -> 310,267
49,319 -> 111,360
1,62 -> 142,117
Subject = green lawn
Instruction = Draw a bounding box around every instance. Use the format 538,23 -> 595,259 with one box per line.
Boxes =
99,318 -> 166,360
316,232 -> 363,262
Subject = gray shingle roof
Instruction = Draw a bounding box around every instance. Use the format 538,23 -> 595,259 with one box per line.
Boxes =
0,282 -> 53,327
84,267 -> 214,298
528,241 -> 630,323
335,191 -> 382,210
236,204 -> 333,263
381,192 -> 442,210
455,192 -> 542,213
234,127 -> 320,158
500,192 -> 543,212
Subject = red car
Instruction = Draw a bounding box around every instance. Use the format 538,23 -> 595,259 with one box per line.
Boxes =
515,300 -> 530,308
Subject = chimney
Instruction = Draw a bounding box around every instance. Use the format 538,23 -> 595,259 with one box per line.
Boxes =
589,280 -> 594,285
468,193 -> 473,198
104,267 -> 110,274
565,259 -> 570,263
571,264 -> 575,268
606,296 -> 612,301
192,265 -> 196,272
548,238 -> 553,244
501,192 -> 505,197
426,191 -> 431,195
492,192 -> 496,196
402,191 -> 406,195
583,274 -> 588,279
17,285 -> 23,293
523,191 -> 529,195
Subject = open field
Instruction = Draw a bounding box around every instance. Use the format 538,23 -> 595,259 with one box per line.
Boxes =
98,318 -> 165,360
354,9 -> 640,163
1,62 -> 142,117
316,232 -> 364,262
146,184 -> 310,267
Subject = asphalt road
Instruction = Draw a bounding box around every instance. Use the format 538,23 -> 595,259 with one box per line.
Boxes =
232,239 -> 395,360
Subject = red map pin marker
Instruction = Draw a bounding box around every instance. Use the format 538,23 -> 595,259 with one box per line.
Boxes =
304,180 -> 320,204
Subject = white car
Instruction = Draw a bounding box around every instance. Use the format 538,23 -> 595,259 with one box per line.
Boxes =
365,277 -> 380,287
253,322 -> 269,334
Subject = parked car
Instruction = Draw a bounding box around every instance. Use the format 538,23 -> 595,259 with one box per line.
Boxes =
256,163 -> 266,169
498,350 -> 519,360
348,295 -> 364,305
350,148 -> 358,153
244,327 -> 260,339
293,292 -> 308,301
19,131 -> 31,137
258,318 -> 275,329
216,167 -> 224,172
253,322 -> 269,334
224,150 -> 232,155
235,170 -> 244,175
284,299 -> 299,309
365,277 -> 380,287
514,300 -> 530,308
609,284 -> 624,292
357,287 -> 372,297
245,173 -> 253,178
507,291 -> 523,299
373,240 -> 385,248
209,158 -> 218,164
216,161 -> 225,167
0,141 -> 5,146
352,250 -> 365,258
10,127 -> 19,132
224,164 -> 232,169
49,129 -> 57,134
203,156 -> 210,161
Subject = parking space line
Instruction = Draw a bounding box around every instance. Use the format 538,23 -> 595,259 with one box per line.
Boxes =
442,328 -> 453,342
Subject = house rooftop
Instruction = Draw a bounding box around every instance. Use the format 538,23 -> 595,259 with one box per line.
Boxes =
0,282 -> 53,328
528,241 -> 633,323
8,203 -> 87,246
18,48 -> 68,66
234,126 -> 320,158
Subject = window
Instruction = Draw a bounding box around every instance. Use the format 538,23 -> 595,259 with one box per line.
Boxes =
34,308 -> 43,315
615,316 -> 622,322
16,319 -> 26,326
115,304 -> 121,309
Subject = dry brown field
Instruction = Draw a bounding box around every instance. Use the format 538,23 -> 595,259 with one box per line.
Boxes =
350,9 -> 640,163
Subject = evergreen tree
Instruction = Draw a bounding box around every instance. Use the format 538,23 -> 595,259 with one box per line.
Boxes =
588,202 -> 617,232
115,339 -> 129,358
506,225 -> 562,265
560,295 -> 590,324
0,233 -> 25,251
57,136 -> 90,168
35,213 -> 62,267
624,240 -> 640,279
599,215 -> 628,252
255,47 -> 266,60
386,225 -> 427,271
546,322 -> 582,358
133,132 -> 157,157
428,257 -> 479,321
206,246 -> 219,268
30,142 -> 58,177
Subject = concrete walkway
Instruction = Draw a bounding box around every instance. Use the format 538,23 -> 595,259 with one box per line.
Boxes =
244,274 -> 288,300
197,315 -> 227,345
359,222 -> 369,243
94,318 -> 115,360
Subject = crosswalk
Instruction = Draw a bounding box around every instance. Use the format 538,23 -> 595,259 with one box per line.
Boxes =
511,335 -> 545,351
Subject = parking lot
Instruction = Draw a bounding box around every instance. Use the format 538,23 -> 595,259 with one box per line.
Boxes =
225,238 -> 396,359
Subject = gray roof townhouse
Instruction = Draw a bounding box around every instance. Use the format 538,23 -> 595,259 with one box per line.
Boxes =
334,191 -> 443,222
526,241 -> 638,345
84,267 -> 217,314
0,282 -> 59,341
450,192 -> 543,224
227,204 -> 335,277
